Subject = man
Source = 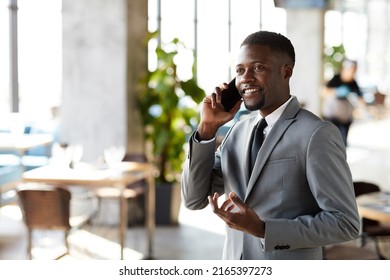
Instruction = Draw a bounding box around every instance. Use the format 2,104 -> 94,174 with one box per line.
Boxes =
181,31 -> 360,260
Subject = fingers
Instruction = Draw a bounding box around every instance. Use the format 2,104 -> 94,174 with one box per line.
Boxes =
210,92 -> 217,108
210,83 -> 228,108
208,192 -> 219,212
208,192 -> 265,237
220,199 -> 234,212
211,88 -> 221,108
229,192 -> 246,210
209,192 -> 233,218
219,82 -> 229,91
209,192 -> 240,215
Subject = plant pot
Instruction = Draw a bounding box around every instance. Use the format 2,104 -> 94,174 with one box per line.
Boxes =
155,182 -> 181,225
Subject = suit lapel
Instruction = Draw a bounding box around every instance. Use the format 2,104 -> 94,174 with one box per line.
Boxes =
245,97 -> 301,200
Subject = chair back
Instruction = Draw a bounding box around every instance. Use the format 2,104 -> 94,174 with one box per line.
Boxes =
18,186 -> 71,230
122,153 -> 148,190
353,181 -> 382,228
123,153 -> 147,163
353,181 -> 380,197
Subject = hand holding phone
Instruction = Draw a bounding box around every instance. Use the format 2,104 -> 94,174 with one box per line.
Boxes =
220,78 -> 242,111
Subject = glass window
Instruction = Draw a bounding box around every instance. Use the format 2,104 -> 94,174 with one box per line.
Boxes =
261,0 -> 286,34
231,0 -> 261,53
0,1 -> 10,114
18,0 -> 62,118
148,0 -> 159,32
160,0 -> 195,49
148,0 -> 286,94
197,0 -> 229,92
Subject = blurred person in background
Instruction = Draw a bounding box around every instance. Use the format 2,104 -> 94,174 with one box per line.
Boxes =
321,59 -> 367,146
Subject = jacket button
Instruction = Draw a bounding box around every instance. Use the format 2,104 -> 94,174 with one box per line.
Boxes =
275,245 -> 290,250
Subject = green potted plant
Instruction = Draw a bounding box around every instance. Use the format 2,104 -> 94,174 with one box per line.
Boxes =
138,34 -> 205,224
323,44 -> 346,80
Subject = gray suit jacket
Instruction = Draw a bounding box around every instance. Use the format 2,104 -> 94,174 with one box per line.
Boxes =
181,97 -> 360,260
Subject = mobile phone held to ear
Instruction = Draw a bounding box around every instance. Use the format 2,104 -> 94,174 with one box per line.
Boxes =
220,78 -> 242,111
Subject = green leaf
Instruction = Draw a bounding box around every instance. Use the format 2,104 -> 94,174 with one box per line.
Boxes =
138,32 -> 204,183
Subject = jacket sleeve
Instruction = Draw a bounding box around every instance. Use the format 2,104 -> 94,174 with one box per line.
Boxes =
181,132 -> 225,210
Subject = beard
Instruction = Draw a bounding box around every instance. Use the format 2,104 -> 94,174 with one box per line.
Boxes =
243,91 -> 265,111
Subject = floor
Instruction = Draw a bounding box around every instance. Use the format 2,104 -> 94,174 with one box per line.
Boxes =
1,108 -> 390,260
0,198 -> 225,260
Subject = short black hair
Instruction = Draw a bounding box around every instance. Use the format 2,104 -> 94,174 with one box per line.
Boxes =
241,31 -> 295,67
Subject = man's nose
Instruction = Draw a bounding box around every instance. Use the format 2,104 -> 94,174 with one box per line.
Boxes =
240,70 -> 255,84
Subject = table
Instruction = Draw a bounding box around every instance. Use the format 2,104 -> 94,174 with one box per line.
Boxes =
0,133 -> 53,156
22,161 -> 155,259
0,133 -> 54,172
356,192 -> 390,224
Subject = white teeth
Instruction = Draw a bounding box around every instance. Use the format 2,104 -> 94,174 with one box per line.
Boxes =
244,88 -> 259,94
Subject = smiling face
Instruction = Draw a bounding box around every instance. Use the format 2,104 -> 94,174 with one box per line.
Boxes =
235,44 -> 293,116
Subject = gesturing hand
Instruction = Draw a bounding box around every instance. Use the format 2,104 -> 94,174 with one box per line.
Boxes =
208,192 -> 265,238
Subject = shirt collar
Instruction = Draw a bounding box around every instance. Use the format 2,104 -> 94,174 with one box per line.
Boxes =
254,95 -> 294,129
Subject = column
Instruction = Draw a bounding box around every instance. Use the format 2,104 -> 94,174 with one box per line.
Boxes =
286,8 -> 325,116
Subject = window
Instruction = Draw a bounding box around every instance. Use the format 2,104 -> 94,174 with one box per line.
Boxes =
0,1 -> 10,113
5,0 -> 289,118
148,0 -> 286,94
2,0 -> 62,119
18,0 -> 62,118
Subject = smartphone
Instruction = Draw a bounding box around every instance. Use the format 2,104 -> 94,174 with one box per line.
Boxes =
220,78 -> 242,111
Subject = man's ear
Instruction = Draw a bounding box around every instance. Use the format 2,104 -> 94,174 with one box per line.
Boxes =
282,64 -> 293,80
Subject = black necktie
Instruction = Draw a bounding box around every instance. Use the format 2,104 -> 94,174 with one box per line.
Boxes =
250,118 -> 267,171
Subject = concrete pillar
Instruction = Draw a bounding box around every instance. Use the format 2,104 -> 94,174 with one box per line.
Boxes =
286,9 -> 325,116
61,0 -> 147,162
126,0 -> 147,156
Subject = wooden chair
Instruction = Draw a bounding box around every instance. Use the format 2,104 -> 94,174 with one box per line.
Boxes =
353,181 -> 390,259
17,185 -> 89,259
93,153 -> 147,226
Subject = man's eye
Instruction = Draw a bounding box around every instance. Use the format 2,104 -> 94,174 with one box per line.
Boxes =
236,69 -> 244,74
254,65 -> 263,71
